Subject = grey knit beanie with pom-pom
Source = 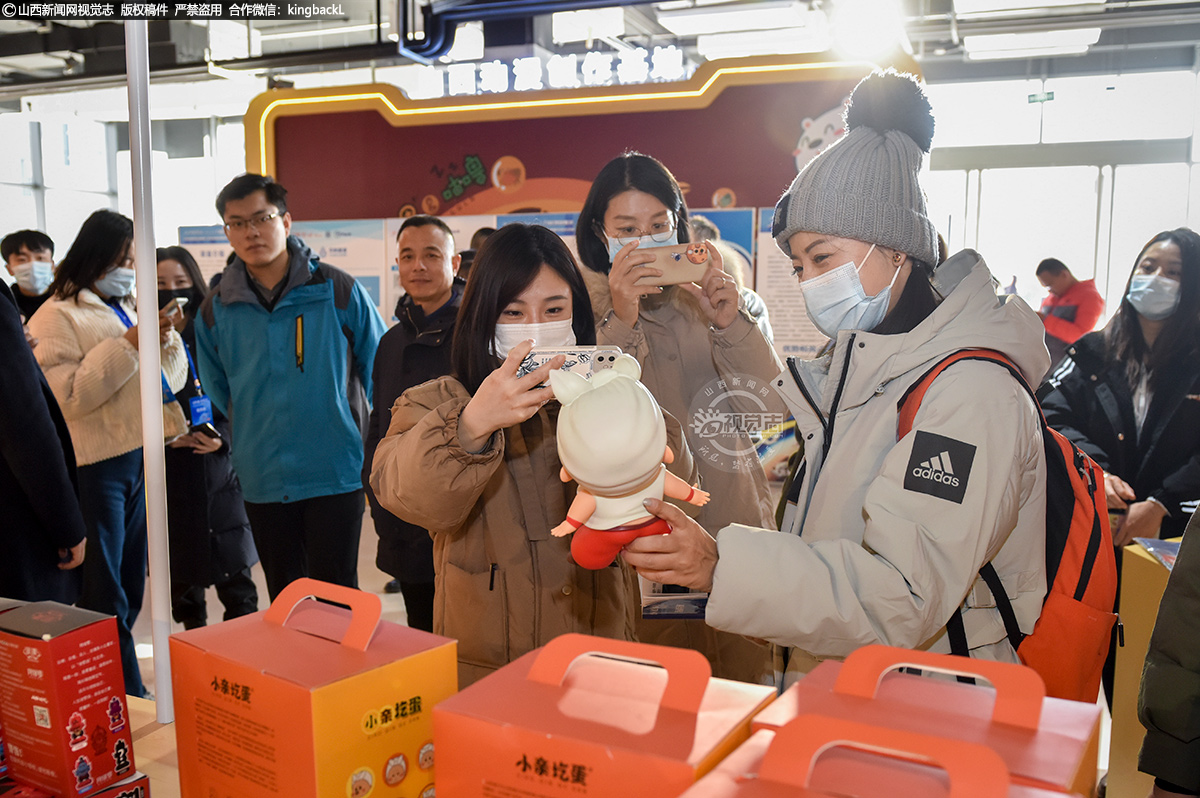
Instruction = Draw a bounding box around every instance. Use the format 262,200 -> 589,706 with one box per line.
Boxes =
772,69 -> 939,267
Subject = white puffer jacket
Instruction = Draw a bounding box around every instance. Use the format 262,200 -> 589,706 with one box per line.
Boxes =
706,251 -> 1051,685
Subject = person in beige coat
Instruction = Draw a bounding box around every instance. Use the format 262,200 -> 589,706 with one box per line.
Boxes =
575,152 -> 783,683
371,224 -> 698,687
29,209 -> 187,697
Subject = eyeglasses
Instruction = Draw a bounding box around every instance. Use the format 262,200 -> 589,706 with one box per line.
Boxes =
597,215 -> 677,247
224,212 -> 281,233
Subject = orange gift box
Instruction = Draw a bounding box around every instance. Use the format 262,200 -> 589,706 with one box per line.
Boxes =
680,715 -> 1082,798
0,603 -> 135,798
433,633 -> 774,798
751,646 -> 1100,796
170,579 -> 456,798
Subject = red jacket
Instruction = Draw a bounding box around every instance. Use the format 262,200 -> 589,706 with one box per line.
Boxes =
1040,278 -> 1104,344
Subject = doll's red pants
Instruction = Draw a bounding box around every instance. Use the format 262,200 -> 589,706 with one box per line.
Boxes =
571,517 -> 672,570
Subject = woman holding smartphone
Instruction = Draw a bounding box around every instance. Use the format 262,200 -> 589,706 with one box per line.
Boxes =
370,223 -> 698,687
157,246 -> 259,630
29,210 -> 188,698
574,153 -> 782,682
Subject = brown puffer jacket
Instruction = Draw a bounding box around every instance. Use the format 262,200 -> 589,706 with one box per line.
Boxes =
370,375 -> 698,687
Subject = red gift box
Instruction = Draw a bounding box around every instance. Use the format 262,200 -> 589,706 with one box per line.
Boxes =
0,603 -> 135,798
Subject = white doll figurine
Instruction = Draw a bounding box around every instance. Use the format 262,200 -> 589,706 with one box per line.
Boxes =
550,354 -> 709,569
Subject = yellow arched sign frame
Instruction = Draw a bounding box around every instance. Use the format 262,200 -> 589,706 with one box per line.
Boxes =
245,52 -> 918,177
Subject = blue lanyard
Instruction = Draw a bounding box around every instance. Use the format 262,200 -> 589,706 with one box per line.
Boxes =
180,338 -> 203,395
106,299 -> 173,404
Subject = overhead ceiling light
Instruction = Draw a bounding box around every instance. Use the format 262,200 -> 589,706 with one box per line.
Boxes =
953,0 -> 1101,14
258,23 -> 379,41
964,27 -> 1101,58
552,8 -> 625,43
697,24 -> 830,59
831,0 -> 906,59
656,0 -> 810,36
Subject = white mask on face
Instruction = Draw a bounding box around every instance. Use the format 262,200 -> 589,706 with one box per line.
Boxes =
799,244 -> 900,338
1126,273 -> 1180,321
491,318 -> 577,358
605,232 -> 676,262
12,261 -> 54,295
93,266 -> 137,299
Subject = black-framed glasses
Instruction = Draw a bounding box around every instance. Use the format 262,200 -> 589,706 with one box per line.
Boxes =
224,212 -> 281,234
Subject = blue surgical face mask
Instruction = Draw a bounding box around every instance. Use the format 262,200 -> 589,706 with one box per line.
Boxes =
12,261 -> 54,295
93,266 -> 137,299
799,244 -> 899,338
1126,273 -> 1180,321
605,232 -> 677,263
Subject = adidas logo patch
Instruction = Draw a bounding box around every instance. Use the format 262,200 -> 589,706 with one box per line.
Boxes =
904,431 -> 976,504
911,452 -> 960,485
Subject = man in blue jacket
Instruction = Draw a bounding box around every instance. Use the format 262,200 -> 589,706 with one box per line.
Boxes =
196,173 -> 386,599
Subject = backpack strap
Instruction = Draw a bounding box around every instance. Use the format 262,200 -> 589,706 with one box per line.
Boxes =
898,349 -> 1037,657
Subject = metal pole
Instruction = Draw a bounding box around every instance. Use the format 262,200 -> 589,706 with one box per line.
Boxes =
124,19 -> 174,724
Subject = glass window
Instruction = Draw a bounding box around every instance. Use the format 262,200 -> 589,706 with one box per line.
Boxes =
1042,72 -> 1196,143
976,165 -> 1099,310
923,79 -> 1042,147
0,183 -> 40,232
44,189 -> 115,255
41,119 -> 111,193
923,169 -> 968,255
0,117 -> 35,184
1105,163 -> 1191,311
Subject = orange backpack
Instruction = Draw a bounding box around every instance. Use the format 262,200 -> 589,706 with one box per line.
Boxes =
898,349 -> 1118,702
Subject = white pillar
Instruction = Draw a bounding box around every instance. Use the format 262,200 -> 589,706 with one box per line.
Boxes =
124,19 -> 174,724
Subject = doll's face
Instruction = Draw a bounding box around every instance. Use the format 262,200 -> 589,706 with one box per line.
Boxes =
418,742 -> 434,770
686,243 -> 708,264
385,754 -> 408,785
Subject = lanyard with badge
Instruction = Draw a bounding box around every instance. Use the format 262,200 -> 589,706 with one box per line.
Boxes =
106,299 -> 213,426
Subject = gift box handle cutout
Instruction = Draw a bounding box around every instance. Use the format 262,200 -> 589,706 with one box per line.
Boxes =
263,578 -> 382,652
833,645 -> 1044,730
527,633 -> 711,715
760,714 -> 1011,797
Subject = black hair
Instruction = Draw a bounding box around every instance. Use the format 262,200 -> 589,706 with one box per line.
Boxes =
1036,258 -> 1069,277
871,258 -> 942,336
156,245 -> 208,301
470,227 -> 496,250
574,152 -> 690,274
1105,227 -> 1200,392
48,210 -> 133,301
398,215 -> 455,247
2,229 -> 54,262
216,173 -> 288,218
452,223 -> 595,394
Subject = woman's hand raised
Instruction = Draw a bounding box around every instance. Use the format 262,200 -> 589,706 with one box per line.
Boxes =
457,339 -> 564,453
608,241 -> 663,327
680,242 -> 740,330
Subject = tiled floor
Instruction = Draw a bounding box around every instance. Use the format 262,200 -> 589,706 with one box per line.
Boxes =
131,507 -> 408,695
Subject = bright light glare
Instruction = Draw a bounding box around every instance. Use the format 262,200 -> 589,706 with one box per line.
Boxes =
832,0 -> 905,60
657,0 -> 809,36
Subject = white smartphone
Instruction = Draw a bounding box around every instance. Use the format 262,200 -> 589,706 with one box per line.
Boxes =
517,345 -> 623,382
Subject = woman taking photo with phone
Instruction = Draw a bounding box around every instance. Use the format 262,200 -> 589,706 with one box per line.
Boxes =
370,223 -> 697,687
29,210 -> 189,697
574,152 -> 781,682
621,70 -> 1052,686
157,246 -> 259,630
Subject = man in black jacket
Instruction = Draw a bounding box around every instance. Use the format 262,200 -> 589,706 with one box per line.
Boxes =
0,279 -> 87,602
363,215 -> 464,631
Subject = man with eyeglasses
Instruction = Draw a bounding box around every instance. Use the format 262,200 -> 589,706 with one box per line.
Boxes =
195,173 -> 386,600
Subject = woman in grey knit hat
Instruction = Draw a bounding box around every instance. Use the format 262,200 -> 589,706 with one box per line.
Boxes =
622,69 -> 1054,687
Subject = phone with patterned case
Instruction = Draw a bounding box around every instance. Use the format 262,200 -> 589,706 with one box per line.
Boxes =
634,241 -> 712,286
518,345 -> 623,385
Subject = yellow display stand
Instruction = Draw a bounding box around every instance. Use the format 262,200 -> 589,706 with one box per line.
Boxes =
1107,542 -> 1176,798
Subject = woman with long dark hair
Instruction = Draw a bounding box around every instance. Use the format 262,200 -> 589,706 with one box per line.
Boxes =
1041,227 -> 1200,707
157,246 -> 259,630
370,223 -> 697,686
28,210 -> 188,697
574,152 -> 781,683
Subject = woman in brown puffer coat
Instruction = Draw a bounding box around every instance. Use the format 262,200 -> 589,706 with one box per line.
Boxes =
370,224 -> 697,687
